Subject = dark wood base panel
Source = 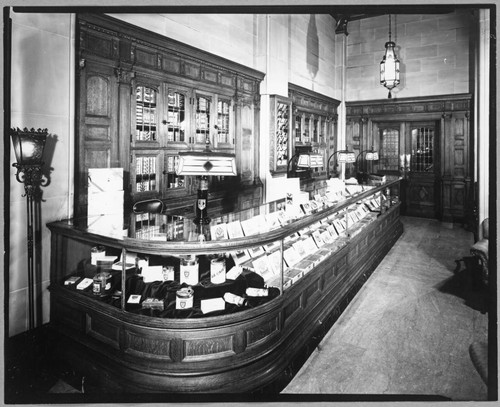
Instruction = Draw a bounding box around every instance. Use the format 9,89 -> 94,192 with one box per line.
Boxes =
49,205 -> 402,393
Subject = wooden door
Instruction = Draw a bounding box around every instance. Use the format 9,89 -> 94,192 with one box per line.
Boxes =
405,122 -> 440,218
375,121 -> 440,219
75,61 -> 119,218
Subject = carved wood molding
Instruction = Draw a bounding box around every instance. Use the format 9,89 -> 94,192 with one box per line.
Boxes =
289,83 -> 340,117
78,14 -> 265,95
346,93 -> 471,118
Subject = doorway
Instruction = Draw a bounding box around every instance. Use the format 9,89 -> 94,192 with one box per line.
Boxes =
375,121 -> 441,219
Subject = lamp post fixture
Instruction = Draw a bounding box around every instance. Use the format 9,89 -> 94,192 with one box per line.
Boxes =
355,147 -> 379,183
177,135 -> 236,225
10,127 -> 48,331
380,14 -> 400,99
287,146 -> 324,178
326,148 -> 355,178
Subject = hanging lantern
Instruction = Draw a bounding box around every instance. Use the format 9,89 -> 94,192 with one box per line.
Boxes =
380,14 -> 400,98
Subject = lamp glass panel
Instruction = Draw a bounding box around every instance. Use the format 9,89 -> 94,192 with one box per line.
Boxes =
296,154 -> 311,168
346,152 -> 356,163
309,154 -> 324,168
337,152 -> 347,163
177,153 -> 237,176
11,131 -> 47,165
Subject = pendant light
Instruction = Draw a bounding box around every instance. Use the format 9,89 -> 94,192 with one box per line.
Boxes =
380,14 -> 400,98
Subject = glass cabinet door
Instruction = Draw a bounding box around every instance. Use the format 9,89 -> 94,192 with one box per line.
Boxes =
164,154 -> 185,190
134,153 -> 159,195
194,93 -> 212,145
135,85 -> 159,143
216,97 -> 232,145
165,89 -> 187,143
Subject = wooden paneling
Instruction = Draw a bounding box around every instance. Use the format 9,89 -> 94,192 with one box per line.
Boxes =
346,94 -> 471,222
76,14 -> 265,218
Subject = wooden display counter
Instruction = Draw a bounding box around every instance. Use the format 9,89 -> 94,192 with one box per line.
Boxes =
47,179 -> 402,393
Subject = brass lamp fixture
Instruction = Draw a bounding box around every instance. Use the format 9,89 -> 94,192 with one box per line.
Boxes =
326,148 -> 356,178
380,14 -> 400,99
10,127 -> 48,330
287,146 -> 324,178
355,147 -> 379,183
177,136 -> 236,225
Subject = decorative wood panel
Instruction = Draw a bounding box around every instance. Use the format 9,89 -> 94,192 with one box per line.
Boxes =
183,336 -> 235,361
246,316 -> 280,347
86,314 -> 120,349
304,279 -> 321,308
284,295 -> 301,323
125,332 -> 172,360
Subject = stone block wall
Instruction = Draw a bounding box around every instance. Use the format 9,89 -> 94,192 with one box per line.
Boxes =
345,10 -> 472,100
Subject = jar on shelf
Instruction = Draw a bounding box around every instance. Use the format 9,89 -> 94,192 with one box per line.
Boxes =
93,261 -> 112,296
180,255 -> 199,285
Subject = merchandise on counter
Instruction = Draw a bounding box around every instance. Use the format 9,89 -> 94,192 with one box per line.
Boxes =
175,286 -> 194,309
223,292 -> 247,307
210,256 -> 226,284
200,297 -> 225,314
180,255 -> 199,285
245,287 -> 269,297
76,278 -> 93,290
64,276 -> 80,286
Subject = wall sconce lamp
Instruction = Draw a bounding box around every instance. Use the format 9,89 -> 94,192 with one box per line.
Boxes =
177,136 -> 236,225
326,149 -> 356,178
10,127 -> 48,331
287,146 -> 324,178
380,14 -> 400,99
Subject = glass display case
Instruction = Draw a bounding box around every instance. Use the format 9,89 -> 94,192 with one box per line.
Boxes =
48,179 -> 402,393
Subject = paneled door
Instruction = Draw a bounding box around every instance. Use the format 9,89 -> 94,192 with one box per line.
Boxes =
376,121 -> 440,218
406,122 -> 440,218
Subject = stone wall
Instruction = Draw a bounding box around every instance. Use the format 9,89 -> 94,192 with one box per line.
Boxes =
346,10 -> 472,100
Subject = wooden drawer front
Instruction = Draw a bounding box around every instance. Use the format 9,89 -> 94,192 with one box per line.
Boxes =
125,331 -> 172,361
183,335 -> 235,361
246,316 -> 280,348
86,314 -> 120,350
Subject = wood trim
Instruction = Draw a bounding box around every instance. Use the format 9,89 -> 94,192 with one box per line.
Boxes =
346,93 -> 472,118
78,14 -> 265,87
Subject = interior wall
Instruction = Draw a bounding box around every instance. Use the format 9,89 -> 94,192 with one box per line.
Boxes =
346,10 -> 472,100
8,11 -> 75,336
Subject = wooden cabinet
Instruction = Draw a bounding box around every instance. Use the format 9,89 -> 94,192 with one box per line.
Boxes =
76,14 -> 265,218
48,180 -> 402,393
346,94 -> 471,223
269,85 -> 339,182
289,84 -> 339,183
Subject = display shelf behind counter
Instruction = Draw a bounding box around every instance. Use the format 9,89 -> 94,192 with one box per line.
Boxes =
47,178 -> 402,393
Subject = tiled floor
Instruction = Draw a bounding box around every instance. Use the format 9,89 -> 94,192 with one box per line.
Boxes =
282,217 -> 489,400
